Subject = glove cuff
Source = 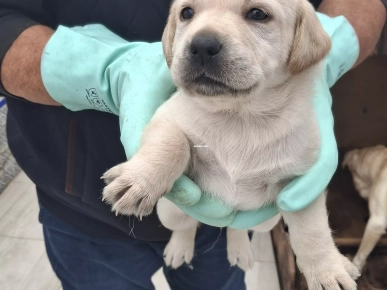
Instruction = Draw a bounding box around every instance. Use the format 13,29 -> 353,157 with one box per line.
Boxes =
41,25 -> 146,114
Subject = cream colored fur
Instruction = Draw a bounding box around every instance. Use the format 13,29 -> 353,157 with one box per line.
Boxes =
343,145 -> 387,271
103,0 -> 359,289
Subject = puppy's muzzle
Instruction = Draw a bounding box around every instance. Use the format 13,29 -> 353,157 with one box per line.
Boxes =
181,31 -> 255,96
189,33 -> 222,65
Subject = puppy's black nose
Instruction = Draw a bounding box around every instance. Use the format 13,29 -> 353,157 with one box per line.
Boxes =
190,35 -> 222,65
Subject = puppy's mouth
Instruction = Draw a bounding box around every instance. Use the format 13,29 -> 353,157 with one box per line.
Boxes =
193,75 -> 230,89
185,73 -> 257,97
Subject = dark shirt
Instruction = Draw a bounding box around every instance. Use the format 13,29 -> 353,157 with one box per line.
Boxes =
0,0 -> 323,241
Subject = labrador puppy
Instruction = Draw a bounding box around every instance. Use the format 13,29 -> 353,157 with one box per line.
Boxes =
343,145 -> 387,271
103,0 -> 359,289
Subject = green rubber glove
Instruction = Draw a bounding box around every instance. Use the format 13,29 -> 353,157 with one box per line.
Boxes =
276,13 -> 360,213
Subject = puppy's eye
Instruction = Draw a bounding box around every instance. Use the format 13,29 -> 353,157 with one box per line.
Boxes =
181,7 -> 194,20
246,8 -> 268,21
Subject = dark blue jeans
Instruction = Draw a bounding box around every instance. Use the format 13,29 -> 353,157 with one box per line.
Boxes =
39,206 -> 246,290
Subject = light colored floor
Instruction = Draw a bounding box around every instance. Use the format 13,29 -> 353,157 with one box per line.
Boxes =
0,171 -> 280,290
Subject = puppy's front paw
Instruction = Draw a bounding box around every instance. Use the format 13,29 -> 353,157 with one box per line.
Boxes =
300,253 -> 360,290
227,234 -> 254,271
102,157 -> 172,218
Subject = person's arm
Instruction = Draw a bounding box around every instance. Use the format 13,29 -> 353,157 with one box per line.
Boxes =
0,0 -> 58,105
318,0 -> 386,67
1,25 -> 57,105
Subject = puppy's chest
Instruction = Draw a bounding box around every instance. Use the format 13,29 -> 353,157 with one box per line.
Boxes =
181,117 -> 312,210
189,131 -> 283,180
160,94 -> 318,210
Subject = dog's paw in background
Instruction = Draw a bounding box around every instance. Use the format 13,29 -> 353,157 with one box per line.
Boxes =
101,157 -> 172,219
352,253 -> 366,272
227,229 -> 254,271
300,252 -> 360,290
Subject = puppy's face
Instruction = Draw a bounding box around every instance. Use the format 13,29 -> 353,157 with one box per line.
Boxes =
162,0 -> 330,98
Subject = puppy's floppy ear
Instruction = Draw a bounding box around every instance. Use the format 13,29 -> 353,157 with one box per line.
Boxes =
288,0 -> 331,75
162,1 -> 178,67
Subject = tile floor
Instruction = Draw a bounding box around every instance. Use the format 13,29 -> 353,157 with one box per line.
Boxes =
0,171 -> 280,290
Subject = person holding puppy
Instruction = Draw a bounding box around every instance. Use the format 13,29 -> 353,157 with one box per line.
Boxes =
0,0 -> 385,289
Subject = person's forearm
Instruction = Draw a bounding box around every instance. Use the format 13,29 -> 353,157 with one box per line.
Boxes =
0,25 -> 60,105
319,0 -> 386,67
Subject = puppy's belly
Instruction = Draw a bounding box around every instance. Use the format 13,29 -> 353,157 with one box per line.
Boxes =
186,152 -> 281,211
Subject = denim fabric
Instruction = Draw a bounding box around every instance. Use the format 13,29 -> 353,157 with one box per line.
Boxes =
39,206 -> 246,290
